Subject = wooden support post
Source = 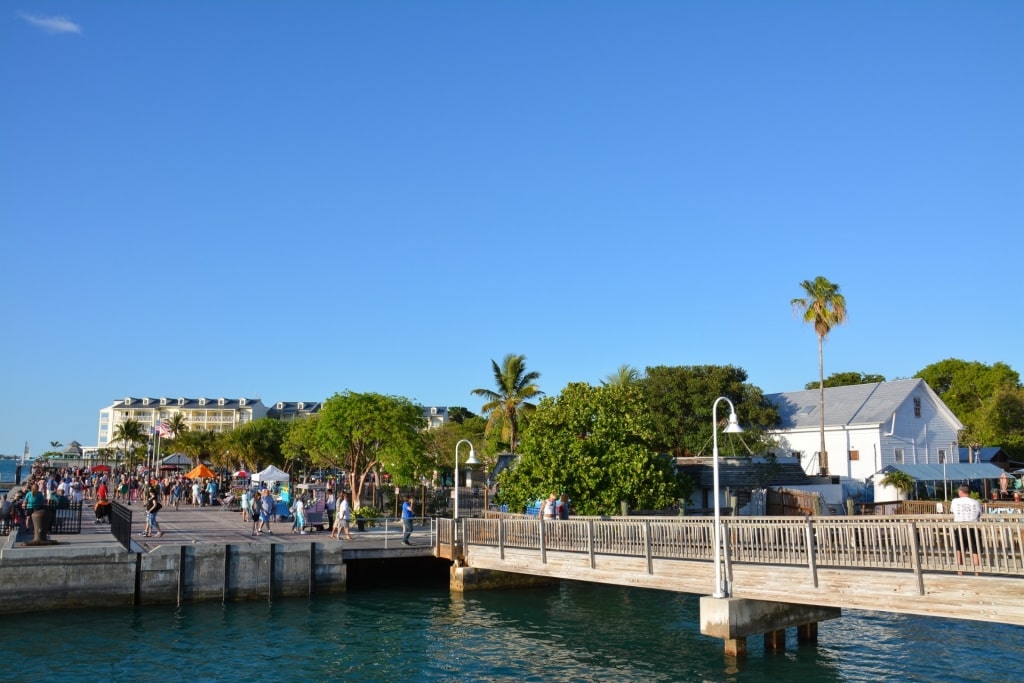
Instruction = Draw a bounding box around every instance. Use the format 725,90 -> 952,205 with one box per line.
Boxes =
764,628 -> 786,652
797,622 -> 818,644
645,520 -> 653,574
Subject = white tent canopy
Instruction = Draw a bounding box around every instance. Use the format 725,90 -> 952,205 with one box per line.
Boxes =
252,465 -> 290,483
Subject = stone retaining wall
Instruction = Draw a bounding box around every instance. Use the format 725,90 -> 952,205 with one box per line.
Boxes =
0,540 -> 346,614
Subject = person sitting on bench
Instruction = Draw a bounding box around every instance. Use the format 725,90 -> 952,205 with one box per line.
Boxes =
94,496 -> 112,524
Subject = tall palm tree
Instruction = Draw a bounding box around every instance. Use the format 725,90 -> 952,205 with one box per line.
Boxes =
792,276 -> 848,476
166,413 -> 188,438
471,353 -> 544,454
112,418 -> 147,466
601,364 -> 642,387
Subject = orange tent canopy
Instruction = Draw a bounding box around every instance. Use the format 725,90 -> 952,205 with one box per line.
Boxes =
185,464 -> 217,479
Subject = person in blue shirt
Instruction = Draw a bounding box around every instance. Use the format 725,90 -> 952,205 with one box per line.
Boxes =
401,495 -> 415,545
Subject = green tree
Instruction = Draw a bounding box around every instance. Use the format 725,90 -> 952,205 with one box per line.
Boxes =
112,419 -> 146,466
220,418 -> 289,472
498,382 -> 693,516
421,416 -> 488,486
282,413 -> 320,473
172,429 -> 218,467
446,406 -> 478,424
471,353 -> 544,454
641,365 -> 780,458
916,358 -> 1021,450
601,364 -> 643,387
166,413 -> 188,438
805,371 -> 885,390
792,275 -> 848,475
311,392 -> 428,508
972,384 -> 1024,460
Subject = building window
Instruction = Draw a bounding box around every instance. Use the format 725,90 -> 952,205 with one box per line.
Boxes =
913,397 -> 921,418
849,449 -> 860,461
895,448 -> 905,464
938,449 -> 946,464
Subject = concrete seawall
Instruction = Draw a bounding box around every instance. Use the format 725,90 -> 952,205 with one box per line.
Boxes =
0,504 -> 448,613
0,536 -> 347,613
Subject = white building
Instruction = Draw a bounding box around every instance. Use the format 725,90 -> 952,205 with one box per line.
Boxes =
422,406 -> 449,430
97,396 -> 269,447
765,378 -> 964,482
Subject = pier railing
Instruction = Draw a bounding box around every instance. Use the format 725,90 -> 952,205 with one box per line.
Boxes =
453,516 -> 1024,577
110,501 -> 133,550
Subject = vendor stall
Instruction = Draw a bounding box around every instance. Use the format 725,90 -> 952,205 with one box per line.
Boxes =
253,465 -> 291,520
294,483 -> 329,531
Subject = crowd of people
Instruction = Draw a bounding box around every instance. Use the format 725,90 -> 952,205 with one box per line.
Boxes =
2,465 -> 415,545
0,464 -> 231,533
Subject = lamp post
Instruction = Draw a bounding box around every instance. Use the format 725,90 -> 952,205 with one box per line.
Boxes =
454,439 -> 478,521
711,396 -> 743,599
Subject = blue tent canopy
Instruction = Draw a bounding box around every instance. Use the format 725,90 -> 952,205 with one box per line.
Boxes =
879,463 -> 1009,481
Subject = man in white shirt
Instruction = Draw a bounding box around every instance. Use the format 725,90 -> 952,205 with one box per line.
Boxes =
949,484 -> 983,575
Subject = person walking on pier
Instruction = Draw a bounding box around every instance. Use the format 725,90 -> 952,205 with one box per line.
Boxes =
401,495 -> 415,545
258,489 -> 274,534
250,491 -> 262,536
950,484 -> 983,575
142,482 -> 164,538
332,493 -> 354,540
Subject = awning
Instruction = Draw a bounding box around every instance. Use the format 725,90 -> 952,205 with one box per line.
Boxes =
879,463 -> 1008,481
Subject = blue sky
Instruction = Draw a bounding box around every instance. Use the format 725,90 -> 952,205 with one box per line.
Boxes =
1,2 -> 1021,456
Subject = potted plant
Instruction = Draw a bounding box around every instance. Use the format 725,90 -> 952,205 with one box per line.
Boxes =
878,470 -> 916,501
353,505 -> 379,531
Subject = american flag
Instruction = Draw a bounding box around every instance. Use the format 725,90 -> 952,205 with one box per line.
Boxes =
154,421 -> 173,438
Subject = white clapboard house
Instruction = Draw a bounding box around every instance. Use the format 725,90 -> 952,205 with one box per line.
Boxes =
764,378 -> 965,482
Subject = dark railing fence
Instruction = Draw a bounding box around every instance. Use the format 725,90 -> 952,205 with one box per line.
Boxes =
110,502 -> 133,551
46,500 -> 83,534
9,500 -> 84,536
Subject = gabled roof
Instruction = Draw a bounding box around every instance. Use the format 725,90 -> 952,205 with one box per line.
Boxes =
765,379 -> 964,431
488,454 -> 517,484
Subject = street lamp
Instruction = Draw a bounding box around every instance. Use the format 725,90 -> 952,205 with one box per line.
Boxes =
711,396 -> 743,599
454,439 -> 478,521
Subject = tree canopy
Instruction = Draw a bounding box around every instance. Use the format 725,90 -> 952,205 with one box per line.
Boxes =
308,392 -> 428,506
917,358 -> 1023,459
219,417 -> 289,472
471,353 -> 544,453
497,382 -> 692,516
805,371 -> 885,390
641,364 -> 780,458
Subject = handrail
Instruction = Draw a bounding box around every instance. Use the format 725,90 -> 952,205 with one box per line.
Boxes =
460,516 -> 1024,577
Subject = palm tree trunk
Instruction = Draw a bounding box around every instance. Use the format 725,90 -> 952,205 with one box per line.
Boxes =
818,334 -> 828,476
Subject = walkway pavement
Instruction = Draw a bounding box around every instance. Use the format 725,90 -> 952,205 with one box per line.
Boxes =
3,502 -> 437,555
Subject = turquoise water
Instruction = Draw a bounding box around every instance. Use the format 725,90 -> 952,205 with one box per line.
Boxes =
3,581 -> 1020,682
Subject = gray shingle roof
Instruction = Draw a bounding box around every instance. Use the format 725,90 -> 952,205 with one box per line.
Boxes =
676,457 -> 813,489
765,378 -> 962,430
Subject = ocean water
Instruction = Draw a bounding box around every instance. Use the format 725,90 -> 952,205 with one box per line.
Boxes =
2,581 -> 1020,682
0,459 -> 19,484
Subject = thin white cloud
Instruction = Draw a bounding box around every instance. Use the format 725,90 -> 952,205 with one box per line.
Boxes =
18,11 -> 82,34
